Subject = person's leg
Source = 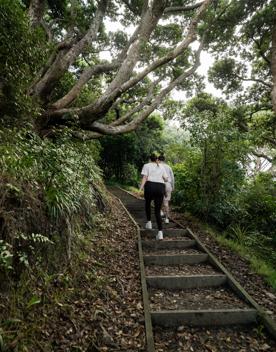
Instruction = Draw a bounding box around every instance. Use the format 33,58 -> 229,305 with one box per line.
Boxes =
154,195 -> 164,230
145,196 -> 151,221
164,183 -> 172,222
163,199 -> 170,220
144,182 -> 152,228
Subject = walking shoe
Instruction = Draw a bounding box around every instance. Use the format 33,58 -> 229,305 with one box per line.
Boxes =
156,231 -> 163,240
160,210 -> 164,217
165,218 -> 169,224
145,221 -> 152,229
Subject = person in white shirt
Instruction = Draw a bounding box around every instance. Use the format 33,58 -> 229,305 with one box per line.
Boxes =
158,154 -> 175,223
139,153 -> 168,240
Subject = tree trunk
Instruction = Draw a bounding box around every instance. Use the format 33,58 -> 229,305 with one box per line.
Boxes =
271,22 -> 276,116
28,0 -> 46,27
31,0 -> 109,102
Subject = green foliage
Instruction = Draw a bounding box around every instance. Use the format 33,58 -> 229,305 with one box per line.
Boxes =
207,0 -> 275,151
0,240 -> 13,272
100,114 -> 164,184
1,128 -> 101,218
0,0 -> 48,122
208,58 -> 245,94
236,173 -> 276,246
0,127 -> 104,275
206,226 -> 276,289
173,93 -> 248,225
171,93 -> 275,268
172,149 -> 202,213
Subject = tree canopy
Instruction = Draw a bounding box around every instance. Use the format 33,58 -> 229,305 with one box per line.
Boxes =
207,0 -> 276,156
1,0 -> 218,138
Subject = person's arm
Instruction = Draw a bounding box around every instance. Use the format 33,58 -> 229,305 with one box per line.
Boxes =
139,175 -> 148,191
163,168 -> 169,182
139,164 -> 148,191
170,168 -> 175,190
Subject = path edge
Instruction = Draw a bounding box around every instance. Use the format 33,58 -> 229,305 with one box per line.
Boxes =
110,188 -> 155,352
181,222 -> 276,340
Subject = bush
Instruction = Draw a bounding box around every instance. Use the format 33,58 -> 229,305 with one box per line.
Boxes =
237,173 -> 276,236
0,128 -> 105,276
172,149 -> 244,227
0,0 -> 48,121
172,155 -> 201,213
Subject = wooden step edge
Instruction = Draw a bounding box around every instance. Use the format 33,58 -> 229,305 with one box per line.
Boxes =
142,240 -> 197,250
144,254 -> 208,266
151,308 -> 258,327
146,274 -> 227,289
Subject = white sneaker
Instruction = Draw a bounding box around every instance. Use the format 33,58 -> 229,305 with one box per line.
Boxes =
145,221 -> 152,229
156,231 -> 163,240
160,210 -> 164,217
165,218 -> 169,224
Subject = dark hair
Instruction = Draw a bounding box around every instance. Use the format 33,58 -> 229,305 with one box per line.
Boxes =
158,154 -> 165,161
149,153 -> 157,162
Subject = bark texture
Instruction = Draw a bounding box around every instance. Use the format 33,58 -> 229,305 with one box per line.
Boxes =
27,0 -> 213,135
271,22 -> 276,116
28,0 -> 46,27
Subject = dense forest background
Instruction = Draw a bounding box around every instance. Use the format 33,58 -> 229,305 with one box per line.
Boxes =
0,1 -> 276,348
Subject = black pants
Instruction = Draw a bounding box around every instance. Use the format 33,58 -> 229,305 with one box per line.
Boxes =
144,181 -> 165,230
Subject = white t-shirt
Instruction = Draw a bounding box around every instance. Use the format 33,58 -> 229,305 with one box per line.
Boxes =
161,162 -> 175,190
141,162 -> 168,184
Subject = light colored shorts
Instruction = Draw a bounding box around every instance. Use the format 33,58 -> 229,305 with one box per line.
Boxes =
164,182 -> 172,202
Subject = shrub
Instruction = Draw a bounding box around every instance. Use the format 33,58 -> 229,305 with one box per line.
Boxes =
0,0 -> 48,122
0,128 -> 105,276
237,173 -> 276,237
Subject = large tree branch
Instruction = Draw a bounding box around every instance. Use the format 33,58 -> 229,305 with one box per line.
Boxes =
235,74 -> 272,89
86,41 -> 204,136
31,0 -> 109,100
28,0 -> 46,27
102,0 -> 167,97
47,0 -> 167,120
50,18 -> 143,110
51,62 -> 119,109
251,151 -> 273,163
117,0 -> 211,95
271,21 -> 276,115
164,2 -> 204,14
49,0 -> 212,125
29,35 -> 80,94
110,76 -> 163,127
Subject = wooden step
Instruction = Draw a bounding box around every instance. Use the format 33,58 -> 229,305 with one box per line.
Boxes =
146,274 -> 226,289
142,239 -> 196,250
151,308 -> 257,327
140,228 -> 190,238
144,254 -> 208,265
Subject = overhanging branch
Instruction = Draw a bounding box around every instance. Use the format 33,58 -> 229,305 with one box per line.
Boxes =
49,0 -> 212,123
110,76 -> 163,127
164,2 -> 204,14
31,0 -> 109,100
251,151 -> 273,163
86,41 -> 204,136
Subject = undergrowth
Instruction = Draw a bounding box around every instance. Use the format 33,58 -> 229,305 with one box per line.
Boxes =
201,222 -> 276,290
0,212 -> 112,352
0,127 -> 106,282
